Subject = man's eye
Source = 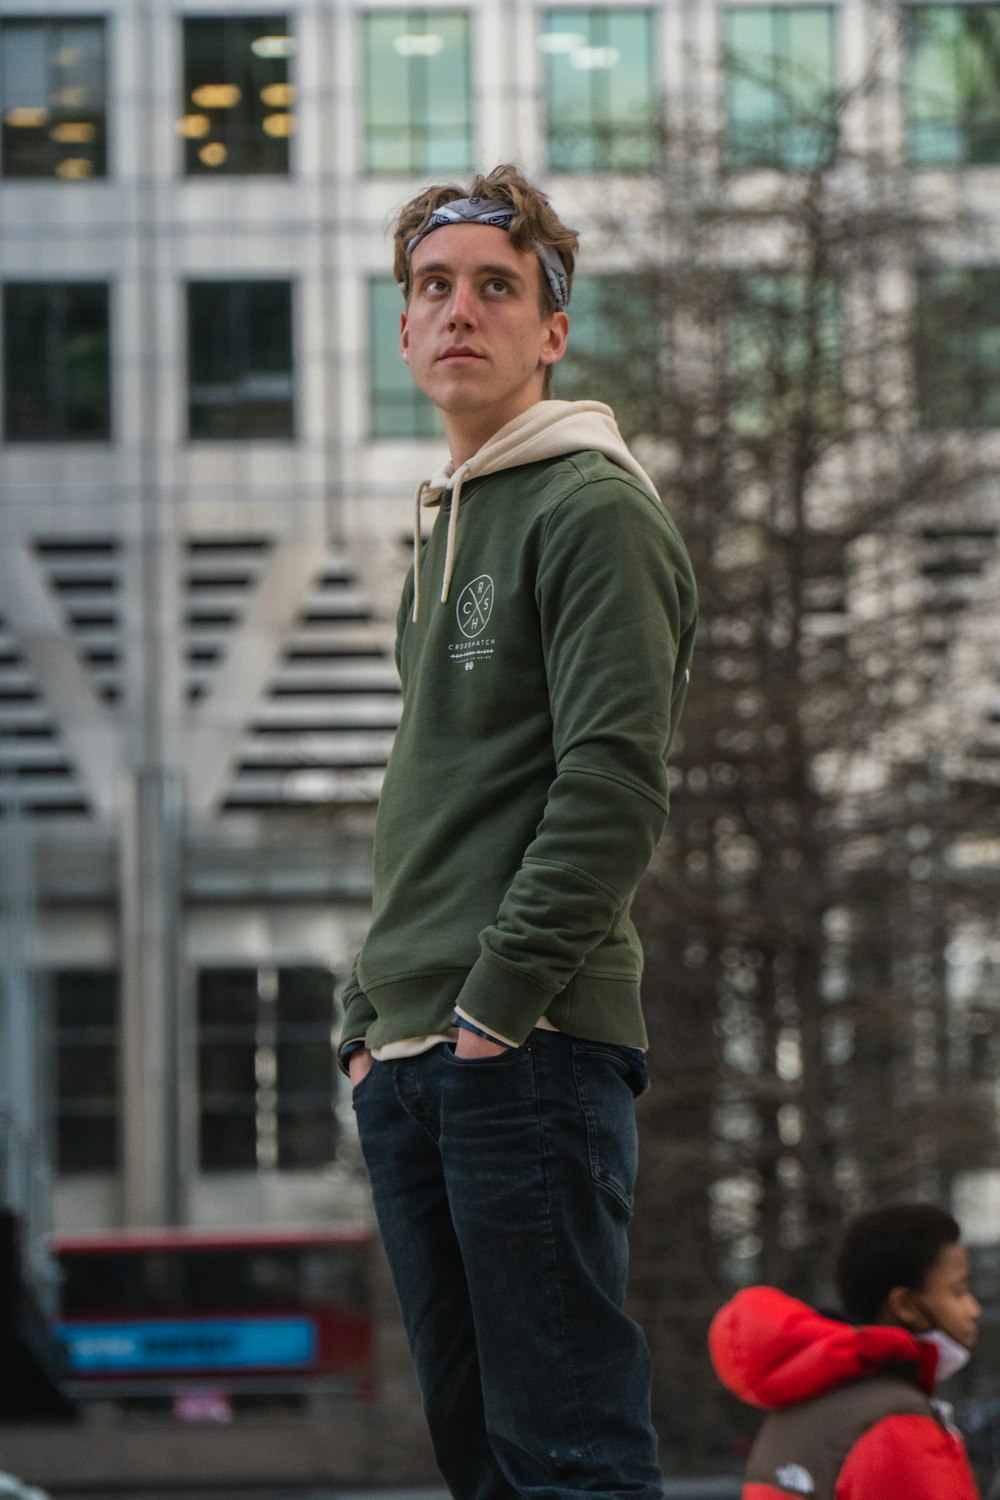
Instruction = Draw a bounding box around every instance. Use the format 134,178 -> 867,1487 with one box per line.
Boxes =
485,279 -> 508,294
424,279 -> 448,295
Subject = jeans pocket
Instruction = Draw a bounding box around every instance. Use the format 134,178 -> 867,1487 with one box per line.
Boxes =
443,1040 -> 530,1068
571,1041 -> 640,1217
350,1060 -> 378,1106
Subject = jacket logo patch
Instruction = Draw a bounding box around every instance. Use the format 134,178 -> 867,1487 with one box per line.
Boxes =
775,1464 -> 814,1495
456,575 -> 494,638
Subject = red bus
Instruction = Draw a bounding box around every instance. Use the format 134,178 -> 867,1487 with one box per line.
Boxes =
51,1227 -> 375,1406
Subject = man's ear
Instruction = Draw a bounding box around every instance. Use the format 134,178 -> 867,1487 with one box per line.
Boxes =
885,1285 -> 928,1330
399,311 -> 409,363
540,310 -> 569,368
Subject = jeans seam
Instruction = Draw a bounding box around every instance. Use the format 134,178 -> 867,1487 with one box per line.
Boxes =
394,1058 -> 440,1144
533,1040 -> 599,1473
572,1050 -> 636,1218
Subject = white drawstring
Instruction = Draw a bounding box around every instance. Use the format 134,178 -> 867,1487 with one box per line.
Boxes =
440,468 -> 468,605
411,480 -> 429,620
412,465 -> 469,619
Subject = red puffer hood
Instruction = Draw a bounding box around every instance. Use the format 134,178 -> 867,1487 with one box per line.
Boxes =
709,1287 -> 939,1410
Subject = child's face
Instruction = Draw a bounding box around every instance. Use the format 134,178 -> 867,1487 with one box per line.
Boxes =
914,1241 -> 981,1349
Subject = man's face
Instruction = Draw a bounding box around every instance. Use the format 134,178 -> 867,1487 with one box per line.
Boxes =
400,224 -> 568,441
911,1241 -> 981,1349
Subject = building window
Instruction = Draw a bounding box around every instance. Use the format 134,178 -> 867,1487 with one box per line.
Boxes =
187,280 -> 294,440
53,970 -> 119,1175
540,8 -> 657,172
728,271 -> 843,435
905,5 -> 1000,166
362,10 -> 473,175
197,967 -> 339,1172
917,267 -> 1000,429
3,281 -> 111,442
554,273 -> 664,431
368,277 -> 438,438
0,18 -> 106,180
181,15 -> 295,176
723,6 -> 838,171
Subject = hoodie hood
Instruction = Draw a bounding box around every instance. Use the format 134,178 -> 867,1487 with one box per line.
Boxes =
410,400 -> 660,619
708,1287 -> 939,1411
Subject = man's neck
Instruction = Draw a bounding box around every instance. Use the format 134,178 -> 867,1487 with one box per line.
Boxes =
442,396 -> 544,469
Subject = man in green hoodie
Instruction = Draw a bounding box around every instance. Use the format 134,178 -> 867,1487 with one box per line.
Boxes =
341,164 -> 697,1500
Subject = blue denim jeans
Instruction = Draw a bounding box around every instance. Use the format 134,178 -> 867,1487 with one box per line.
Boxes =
352,1029 -> 664,1500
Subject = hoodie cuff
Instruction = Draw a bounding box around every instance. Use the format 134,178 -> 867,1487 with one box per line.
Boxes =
453,955 -> 553,1047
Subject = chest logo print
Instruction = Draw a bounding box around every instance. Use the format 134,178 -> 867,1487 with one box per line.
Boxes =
456,575 -> 495,639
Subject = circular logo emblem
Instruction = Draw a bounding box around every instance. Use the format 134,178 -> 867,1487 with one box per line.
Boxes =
456,575 -> 495,639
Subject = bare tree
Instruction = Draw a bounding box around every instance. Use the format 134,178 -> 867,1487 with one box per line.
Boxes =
558,32 -> 1000,1470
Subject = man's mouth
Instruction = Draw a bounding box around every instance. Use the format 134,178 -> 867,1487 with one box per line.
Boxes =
439,347 -> 485,362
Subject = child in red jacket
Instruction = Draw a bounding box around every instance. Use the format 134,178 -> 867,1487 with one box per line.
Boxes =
709,1203 -> 981,1499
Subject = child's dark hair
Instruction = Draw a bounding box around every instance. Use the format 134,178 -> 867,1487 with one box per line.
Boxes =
835,1203 -> 960,1324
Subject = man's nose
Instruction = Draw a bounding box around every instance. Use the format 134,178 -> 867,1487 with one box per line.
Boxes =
446,279 -> 476,327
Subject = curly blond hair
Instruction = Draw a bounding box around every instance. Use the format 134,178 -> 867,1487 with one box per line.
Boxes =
393,163 -> 579,315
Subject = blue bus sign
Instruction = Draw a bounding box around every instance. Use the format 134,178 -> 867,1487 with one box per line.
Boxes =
57,1317 -> 317,1374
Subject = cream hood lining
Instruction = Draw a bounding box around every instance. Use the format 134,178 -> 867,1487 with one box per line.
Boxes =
410,400 -> 660,621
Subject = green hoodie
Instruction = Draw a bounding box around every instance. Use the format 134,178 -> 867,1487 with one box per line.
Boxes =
341,400 -> 697,1057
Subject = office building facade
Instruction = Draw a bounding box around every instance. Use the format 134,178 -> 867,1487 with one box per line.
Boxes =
1,0 -> 998,1238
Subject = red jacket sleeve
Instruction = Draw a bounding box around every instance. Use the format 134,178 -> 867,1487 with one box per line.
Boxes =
836,1414 -> 980,1500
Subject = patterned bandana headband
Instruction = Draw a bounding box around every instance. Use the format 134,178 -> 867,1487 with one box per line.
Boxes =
404,196 -> 570,311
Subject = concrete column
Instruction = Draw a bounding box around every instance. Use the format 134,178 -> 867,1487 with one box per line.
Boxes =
120,769 -> 184,1227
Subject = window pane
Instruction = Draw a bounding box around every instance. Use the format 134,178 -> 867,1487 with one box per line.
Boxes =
182,15 -> 294,176
1,19 -> 107,179
196,965 -> 340,1171
278,966 -> 335,1025
556,273 -> 664,432
187,280 -> 294,439
199,1041 -> 257,1097
723,6 -> 837,171
198,968 -> 259,1171
52,969 -> 119,1174
729,272 -> 842,435
275,968 -> 337,1168
363,10 -> 473,175
199,1109 -> 258,1170
917,267 -> 1000,428
906,6 -> 1000,166
57,1118 -> 118,1174
197,967 -> 259,1026
368,277 -> 439,438
542,9 -> 657,171
3,282 -> 111,441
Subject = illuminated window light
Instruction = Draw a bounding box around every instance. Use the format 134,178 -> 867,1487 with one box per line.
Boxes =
198,141 -> 228,167
538,32 -> 585,54
55,157 -> 93,179
191,84 -> 241,109
50,47 -> 81,67
393,33 -> 444,57
570,46 -> 620,70
175,113 -> 212,139
49,121 -> 96,144
55,86 -> 89,108
4,107 -> 49,127
260,82 -> 295,107
251,35 -> 296,59
261,112 -> 295,138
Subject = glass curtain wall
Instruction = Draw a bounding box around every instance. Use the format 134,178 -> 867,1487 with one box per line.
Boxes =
541,8 -> 657,171
905,4 -> 1000,165
0,18 -> 107,180
362,10 -> 473,174
723,6 -> 838,170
